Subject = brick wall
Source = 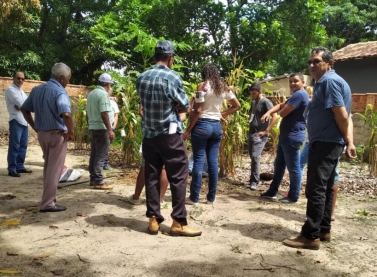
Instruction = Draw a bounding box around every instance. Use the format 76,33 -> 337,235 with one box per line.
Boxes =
0,77 -> 90,133
0,77 -> 90,96
351,93 -> 377,147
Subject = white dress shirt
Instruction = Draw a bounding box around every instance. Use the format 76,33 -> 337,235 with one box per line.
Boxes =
5,83 -> 28,126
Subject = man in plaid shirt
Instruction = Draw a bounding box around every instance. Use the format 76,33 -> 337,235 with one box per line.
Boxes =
137,40 -> 201,237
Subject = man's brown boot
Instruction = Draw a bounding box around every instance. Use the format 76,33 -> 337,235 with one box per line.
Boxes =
148,216 -> 160,235
319,231 -> 331,242
170,219 -> 202,237
283,235 -> 320,250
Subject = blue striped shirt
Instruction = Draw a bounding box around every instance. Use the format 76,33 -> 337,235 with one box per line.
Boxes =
137,65 -> 189,138
21,79 -> 71,131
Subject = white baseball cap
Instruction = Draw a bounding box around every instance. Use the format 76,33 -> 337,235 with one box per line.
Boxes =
98,73 -> 117,84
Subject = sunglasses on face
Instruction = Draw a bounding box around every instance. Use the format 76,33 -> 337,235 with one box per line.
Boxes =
307,59 -> 324,66
16,77 -> 25,81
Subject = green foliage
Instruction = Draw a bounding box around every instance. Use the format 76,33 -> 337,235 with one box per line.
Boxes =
114,74 -> 142,166
356,209 -> 370,217
354,104 -> 377,176
323,0 -> 377,50
218,62 -> 265,177
71,93 -> 89,150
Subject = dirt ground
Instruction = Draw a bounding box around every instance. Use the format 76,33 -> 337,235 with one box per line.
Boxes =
1,144 -> 377,277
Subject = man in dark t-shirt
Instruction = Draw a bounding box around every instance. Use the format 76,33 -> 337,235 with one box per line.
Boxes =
247,82 -> 278,190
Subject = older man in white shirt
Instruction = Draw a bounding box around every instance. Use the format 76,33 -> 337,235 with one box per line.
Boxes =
5,71 -> 32,177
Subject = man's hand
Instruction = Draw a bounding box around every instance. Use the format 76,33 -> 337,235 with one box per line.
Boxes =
108,130 -> 115,141
260,113 -> 270,123
257,130 -> 268,137
346,142 -> 357,159
182,131 -> 190,141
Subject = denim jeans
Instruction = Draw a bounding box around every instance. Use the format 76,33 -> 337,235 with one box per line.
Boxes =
301,141 -> 343,240
190,119 -> 223,203
89,130 -> 110,184
7,119 -> 28,172
266,138 -> 302,201
248,133 -> 268,185
188,154 -> 208,173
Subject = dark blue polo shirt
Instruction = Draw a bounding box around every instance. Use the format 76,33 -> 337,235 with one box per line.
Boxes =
307,70 -> 351,145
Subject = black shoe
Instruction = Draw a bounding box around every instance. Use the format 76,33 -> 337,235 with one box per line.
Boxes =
279,196 -> 297,204
8,171 -> 21,177
17,168 -> 33,173
40,204 -> 67,213
260,191 -> 278,201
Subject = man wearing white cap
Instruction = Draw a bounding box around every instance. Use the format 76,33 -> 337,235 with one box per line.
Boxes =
86,73 -> 115,190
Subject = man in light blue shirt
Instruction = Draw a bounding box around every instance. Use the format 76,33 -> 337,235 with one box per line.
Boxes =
5,71 -> 32,177
21,63 -> 73,213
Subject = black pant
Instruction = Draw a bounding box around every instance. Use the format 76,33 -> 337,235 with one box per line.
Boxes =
143,133 -> 188,225
301,141 -> 344,240
89,130 -> 110,184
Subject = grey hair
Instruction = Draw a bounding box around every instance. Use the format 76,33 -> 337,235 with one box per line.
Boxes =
51,63 -> 71,79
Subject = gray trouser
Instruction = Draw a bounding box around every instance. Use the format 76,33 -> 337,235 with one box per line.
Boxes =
248,133 -> 268,184
89,129 -> 110,184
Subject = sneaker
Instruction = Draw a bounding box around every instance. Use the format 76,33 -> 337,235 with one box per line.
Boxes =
206,199 -> 215,205
279,196 -> 297,204
185,197 -> 199,206
127,195 -> 142,205
260,191 -> 278,201
282,235 -> 320,250
103,165 -> 110,170
250,183 -> 258,191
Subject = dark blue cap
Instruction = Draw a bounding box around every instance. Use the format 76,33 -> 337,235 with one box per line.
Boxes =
155,40 -> 175,54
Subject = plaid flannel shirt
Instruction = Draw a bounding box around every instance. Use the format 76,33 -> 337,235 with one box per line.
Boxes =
137,65 -> 189,138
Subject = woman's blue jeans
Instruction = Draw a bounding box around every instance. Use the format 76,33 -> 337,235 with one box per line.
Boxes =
190,119 -> 223,203
266,138 -> 303,201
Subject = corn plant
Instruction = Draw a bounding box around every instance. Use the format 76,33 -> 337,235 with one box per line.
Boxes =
218,62 -> 265,177
114,73 -> 142,166
354,104 -> 377,177
71,93 -> 89,150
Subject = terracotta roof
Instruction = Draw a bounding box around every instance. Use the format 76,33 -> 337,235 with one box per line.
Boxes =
333,41 -> 377,61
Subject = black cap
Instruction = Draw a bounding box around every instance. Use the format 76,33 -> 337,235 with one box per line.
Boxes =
155,40 -> 175,54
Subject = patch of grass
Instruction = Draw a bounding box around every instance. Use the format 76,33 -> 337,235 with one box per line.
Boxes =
247,206 -> 263,212
229,244 -> 242,254
189,206 -> 203,218
356,209 -> 370,217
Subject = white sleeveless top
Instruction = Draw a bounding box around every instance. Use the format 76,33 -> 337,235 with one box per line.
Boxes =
195,82 -> 235,120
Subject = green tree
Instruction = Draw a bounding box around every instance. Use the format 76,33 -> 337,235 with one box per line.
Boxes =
323,0 -> 377,50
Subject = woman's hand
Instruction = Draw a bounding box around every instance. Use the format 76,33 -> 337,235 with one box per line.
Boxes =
182,131 -> 190,140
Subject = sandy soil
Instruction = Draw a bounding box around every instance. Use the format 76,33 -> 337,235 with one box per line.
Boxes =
1,145 -> 377,277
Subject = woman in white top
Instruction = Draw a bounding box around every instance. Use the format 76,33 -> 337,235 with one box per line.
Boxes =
183,64 -> 240,205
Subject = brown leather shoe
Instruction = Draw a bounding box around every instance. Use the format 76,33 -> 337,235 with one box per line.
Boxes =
148,216 -> 160,235
320,231 -> 331,242
283,235 -> 320,250
170,219 -> 202,237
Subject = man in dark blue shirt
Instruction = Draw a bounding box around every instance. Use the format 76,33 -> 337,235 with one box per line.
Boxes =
137,40 -> 201,237
283,47 -> 356,250
260,73 -> 309,203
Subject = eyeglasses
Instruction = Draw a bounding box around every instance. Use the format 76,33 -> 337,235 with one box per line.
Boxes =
16,77 -> 25,81
307,59 -> 324,66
